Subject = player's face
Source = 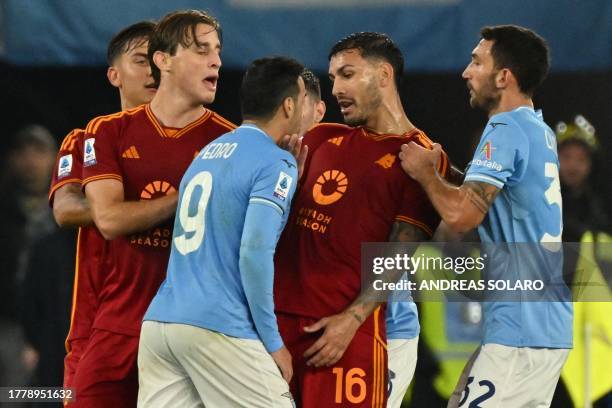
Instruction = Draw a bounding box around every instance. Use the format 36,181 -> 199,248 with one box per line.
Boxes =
112,39 -> 156,109
462,39 -> 501,113
558,143 -> 592,190
329,50 -> 382,126
289,76 -> 307,135
171,24 -> 221,106
300,93 -> 322,136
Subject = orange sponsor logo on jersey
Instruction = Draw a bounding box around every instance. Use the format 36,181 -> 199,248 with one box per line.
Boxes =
140,180 -> 177,200
296,207 -> 332,234
375,153 -> 396,169
130,227 -> 172,248
312,170 -> 348,205
132,180 -> 177,248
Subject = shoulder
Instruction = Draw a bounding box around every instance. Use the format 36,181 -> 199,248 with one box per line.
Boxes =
58,128 -> 85,152
304,122 -> 354,142
485,111 -> 528,139
85,105 -> 146,137
206,110 -> 238,133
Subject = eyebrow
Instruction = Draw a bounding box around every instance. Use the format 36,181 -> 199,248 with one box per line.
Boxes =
131,52 -> 148,58
194,40 -> 221,51
328,64 -> 355,79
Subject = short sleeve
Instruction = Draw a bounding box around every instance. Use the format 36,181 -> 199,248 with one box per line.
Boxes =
49,129 -> 85,205
395,180 -> 441,238
81,118 -> 123,187
249,153 -> 298,217
465,117 -> 528,188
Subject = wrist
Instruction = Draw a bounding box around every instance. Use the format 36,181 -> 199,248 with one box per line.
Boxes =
343,309 -> 364,331
416,164 -> 437,184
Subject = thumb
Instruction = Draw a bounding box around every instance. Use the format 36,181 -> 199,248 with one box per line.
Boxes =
303,318 -> 327,333
432,143 -> 443,154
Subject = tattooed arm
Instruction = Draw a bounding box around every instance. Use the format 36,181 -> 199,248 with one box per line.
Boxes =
302,222 -> 429,367
399,142 -> 501,233
419,180 -> 500,233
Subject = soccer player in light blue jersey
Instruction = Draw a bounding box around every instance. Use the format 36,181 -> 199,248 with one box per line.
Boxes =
400,25 -> 571,407
137,57 -> 306,408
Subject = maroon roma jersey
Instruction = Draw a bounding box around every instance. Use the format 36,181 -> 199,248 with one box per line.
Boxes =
275,123 -> 448,320
49,128 -> 107,349
82,104 -> 235,336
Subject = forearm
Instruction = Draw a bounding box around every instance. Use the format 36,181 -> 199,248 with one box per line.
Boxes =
91,193 -> 177,239
418,171 -> 477,233
345,222 -> 430,323
53,185 -> 92,227
239,203 -> 285,353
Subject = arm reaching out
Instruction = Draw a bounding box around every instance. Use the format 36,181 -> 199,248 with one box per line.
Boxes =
85,179 -> 178,240
399,142 -> 500,233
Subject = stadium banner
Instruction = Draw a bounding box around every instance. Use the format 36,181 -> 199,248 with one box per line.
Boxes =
361,242 -> 612,302
2,0 -> 612,71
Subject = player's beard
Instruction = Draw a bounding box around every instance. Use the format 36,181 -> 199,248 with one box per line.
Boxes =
344,78 -> 382,127
469,72 -> 501,114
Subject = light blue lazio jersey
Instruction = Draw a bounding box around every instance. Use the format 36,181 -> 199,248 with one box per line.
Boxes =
144,124 -> 298,352
465,106 -> 572,349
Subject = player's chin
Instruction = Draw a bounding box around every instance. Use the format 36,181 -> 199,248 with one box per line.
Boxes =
198,91 -> 216,106
343,114 -> 365,127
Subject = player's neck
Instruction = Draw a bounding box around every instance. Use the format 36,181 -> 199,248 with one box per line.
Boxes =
149,87 -> 206,128
488,92 -> 534,118
365,94 -> 415,135
242,120 -> 283,144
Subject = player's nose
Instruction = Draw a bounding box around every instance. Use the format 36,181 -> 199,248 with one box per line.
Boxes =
209,51 -> 222,69
331,80 -> 344,98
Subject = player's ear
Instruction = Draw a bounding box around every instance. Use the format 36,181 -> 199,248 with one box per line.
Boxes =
153,51 -> 171,78
282,96 -> 294,119
107,66 -> 121,88
496,68 -> 512,90
314,100 -> 326,123
379,62 -> 394,88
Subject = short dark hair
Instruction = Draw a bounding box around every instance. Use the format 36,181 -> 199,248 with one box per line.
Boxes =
148,10 -> 222,87
240,57 -> 305,121
302,69 -> 321,101
480,25 -> 549,96
106,21 -> 156,66
328,32 -> 404,89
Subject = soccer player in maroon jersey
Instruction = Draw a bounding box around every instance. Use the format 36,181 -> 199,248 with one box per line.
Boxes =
68,10 -> 234,407
274,32 -> 449,407
48,21 -> 156,392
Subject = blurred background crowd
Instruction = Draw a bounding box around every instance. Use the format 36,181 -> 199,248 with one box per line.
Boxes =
0,1 -> 610,407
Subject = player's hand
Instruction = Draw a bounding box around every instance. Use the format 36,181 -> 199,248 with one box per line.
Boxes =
399,142 -> 442,182
303,312 -> 361,367
280,134 -> 309,180
271,345 -> 293,383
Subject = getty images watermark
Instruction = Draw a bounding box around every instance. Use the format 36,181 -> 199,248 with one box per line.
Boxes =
361,242 -> 611,302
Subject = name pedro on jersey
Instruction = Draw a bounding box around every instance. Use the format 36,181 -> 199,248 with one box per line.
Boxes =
200,142 -> 238,160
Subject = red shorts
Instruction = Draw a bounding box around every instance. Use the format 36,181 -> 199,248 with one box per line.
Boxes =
278,308 -> 388,408
64,338 -> 89,389
66,329 -> 138,408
